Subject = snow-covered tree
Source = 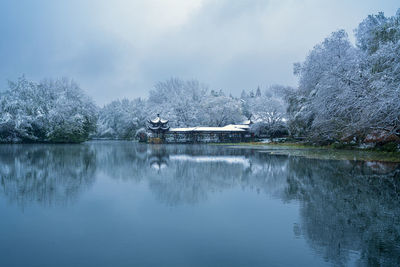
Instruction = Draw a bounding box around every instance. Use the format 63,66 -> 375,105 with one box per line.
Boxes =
147,78 -> 244,127
96,98 -> 147,139
201,95 -> 244,126
147,78 -> 208,127
355,10 -> 400,54
0,76 -> 97,143
286,9 -> 400,144
43,78 -> 98,143
241,86 -> 290,137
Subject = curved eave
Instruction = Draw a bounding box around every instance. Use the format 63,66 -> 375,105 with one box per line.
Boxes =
148,126 -> 170,131
149,118 -> 169,124
149,118 -> 160,124
147,126 -> 160,131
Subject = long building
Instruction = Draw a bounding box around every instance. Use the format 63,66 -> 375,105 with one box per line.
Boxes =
147,115 -> 253,143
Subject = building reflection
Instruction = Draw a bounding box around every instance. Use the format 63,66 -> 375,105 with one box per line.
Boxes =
0,142 -> 399,265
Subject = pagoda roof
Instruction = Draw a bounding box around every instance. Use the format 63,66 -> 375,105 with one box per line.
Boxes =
148,114 -> 168,124
148,125 -> 170,131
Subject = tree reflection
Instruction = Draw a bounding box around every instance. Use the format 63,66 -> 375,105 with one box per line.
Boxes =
0,142 -> 399,265
0,144 -> 96,208
133,145 -> 290,206
285,158 -> 400,266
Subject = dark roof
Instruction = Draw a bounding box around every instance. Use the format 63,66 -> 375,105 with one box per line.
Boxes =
147,125 -> 170,132
148,114 -> 168,124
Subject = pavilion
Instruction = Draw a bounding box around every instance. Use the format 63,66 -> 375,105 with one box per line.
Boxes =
147,114 -> 253,143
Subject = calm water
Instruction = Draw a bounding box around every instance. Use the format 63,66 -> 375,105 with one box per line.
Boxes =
0,141 -> 399,267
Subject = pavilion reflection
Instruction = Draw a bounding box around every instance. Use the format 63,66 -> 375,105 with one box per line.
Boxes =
0,142 -> 399,265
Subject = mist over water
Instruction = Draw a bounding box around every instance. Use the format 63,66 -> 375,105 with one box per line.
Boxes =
0,141 -> 399,266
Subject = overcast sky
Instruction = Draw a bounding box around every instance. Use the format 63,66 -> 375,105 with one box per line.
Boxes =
0,0 -> 398,104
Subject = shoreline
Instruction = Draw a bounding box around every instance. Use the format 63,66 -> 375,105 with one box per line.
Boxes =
2,139 -> 400,163
211,142 -> 400,163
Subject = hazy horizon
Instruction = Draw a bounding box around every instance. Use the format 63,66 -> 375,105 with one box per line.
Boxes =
0,0 -> 398,105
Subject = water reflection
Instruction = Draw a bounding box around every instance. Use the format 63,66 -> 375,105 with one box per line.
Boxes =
284,158 -> 400,266
0,144 -> 96,208
0,141 -> 399,265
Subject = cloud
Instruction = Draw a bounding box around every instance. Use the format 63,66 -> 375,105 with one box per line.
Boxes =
0,0 -> 398,104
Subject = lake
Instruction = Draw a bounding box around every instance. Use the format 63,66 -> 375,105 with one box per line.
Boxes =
0,141 -> 399,267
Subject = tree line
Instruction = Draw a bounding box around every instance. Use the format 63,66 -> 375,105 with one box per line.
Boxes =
287,9 -> 400,145
0,9 -> 399,145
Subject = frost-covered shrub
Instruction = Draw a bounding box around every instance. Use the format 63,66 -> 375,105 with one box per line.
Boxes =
250,121 -> 288,138
135,128 -> 149,142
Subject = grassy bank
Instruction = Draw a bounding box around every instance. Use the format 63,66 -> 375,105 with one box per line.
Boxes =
211,142 -> 400,163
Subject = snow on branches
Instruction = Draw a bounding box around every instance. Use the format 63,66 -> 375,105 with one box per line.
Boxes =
288,9 -> 400,144
0,76 -> 97,143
